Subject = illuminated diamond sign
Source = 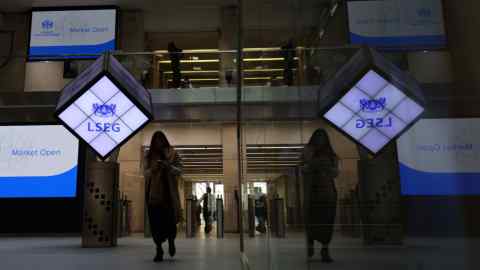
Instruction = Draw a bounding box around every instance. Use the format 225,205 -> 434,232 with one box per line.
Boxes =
55,54 -> 153,159
318,47 -> 425,154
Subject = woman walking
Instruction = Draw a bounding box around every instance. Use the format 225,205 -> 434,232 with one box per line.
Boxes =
302,128 -> 339,263
144,131 -> 182,262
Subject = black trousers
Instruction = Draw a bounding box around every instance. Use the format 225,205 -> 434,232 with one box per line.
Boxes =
306,202 -> 337,246
203,209 -> 212,233
147,204 -> 177,247
203,209 -> 211,223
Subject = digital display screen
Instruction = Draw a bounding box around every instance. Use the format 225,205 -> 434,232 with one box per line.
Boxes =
398,119 -> 480,196
324,70 -> 424,153
28,8 -> 117,60
58,76 -> 149,158
347,0 -> 446,48
0,125 -> 79,198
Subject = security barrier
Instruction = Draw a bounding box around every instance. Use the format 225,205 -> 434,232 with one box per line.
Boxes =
216,196 -> 224,238
270,198 -> 286,238
248,196 -> 255,237
117,193 -> 131,237
185,198 -> 197,238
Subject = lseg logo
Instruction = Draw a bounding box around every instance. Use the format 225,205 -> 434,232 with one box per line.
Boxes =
417,8 -> 432,18
41,19 -> 54,31
88,103 -> 121,132
356,97 -> 393,128
360,97 -> 386,112
93,103 -> 116,117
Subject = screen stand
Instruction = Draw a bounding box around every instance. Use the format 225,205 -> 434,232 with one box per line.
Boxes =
82,154 -> 120,248
356,144 -> 403,245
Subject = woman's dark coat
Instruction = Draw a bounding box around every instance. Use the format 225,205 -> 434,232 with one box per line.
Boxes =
302,145 -> 338,245
143,148 -> 182,224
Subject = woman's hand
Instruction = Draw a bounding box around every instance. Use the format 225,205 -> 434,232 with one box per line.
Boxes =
157,160 -> 170,168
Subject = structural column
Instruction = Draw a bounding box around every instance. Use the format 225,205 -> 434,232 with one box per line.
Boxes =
407,51 -> 454,113
222,124 -> 241,232
219,5 -> 239,87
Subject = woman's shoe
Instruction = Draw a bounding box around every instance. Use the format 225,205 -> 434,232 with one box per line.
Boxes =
168,239 -> 176,257
154,247 -> 164,262
320,247 -> 333,263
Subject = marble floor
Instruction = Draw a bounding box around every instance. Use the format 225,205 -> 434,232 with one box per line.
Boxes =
245,233 -> 477,270
0,233 -> 477,270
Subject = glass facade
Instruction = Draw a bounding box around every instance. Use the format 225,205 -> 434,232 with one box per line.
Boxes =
0,1 -> 478,269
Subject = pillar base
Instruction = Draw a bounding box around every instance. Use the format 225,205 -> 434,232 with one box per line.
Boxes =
82,161 -> 119,248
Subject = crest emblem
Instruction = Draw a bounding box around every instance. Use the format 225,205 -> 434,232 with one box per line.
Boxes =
93,103 -> 116,118
360,97 -> 386,113
41,19 -> 54,30
417,8 -> 432,18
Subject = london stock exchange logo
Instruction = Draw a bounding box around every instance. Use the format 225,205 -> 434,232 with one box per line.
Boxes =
356,97 -> 392,129
37,19 -> 60,37
88,103 -> 121,133
93,103 -> 116,118
417,8 -> 432,18
360,97 -> 386,113
41,19 -> 54,31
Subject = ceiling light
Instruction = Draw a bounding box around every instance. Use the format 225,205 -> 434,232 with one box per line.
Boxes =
247,146 -> 304,149
243,68 -> 287,73
243,57 -> 299,62
167,78 -> 219,82
175,146 -> 223,150
164,70 -> 219,74
159,59 -> 220,64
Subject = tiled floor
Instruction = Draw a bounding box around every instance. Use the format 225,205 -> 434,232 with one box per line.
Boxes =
245,233 -> 477,270
0,234 -> 240,270
0,233 -> 477,270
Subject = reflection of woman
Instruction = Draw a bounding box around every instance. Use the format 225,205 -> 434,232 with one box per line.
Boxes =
302,129 -> 338,262
144,131 -> 182,262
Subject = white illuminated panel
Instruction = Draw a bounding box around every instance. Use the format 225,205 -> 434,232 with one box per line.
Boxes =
58,76 -> 149,157
323,70 -> 424,153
